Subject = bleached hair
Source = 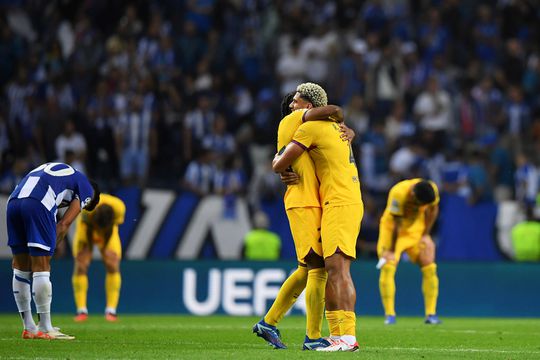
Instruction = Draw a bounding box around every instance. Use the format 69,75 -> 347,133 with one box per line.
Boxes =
296,82 -> 328,108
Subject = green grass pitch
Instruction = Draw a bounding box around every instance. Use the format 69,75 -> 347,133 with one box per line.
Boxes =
0,315 -> 539,359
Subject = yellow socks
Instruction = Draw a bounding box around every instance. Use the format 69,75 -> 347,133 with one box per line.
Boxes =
379,263 -> 396,316
340,310 -> 356,337
325,310 -> 340,337
421,263 -> 439,316
105,272 -> 122,311
305,268 -> 327,339
264,266 -> 308,326
72,274 -> 88,312
325,310 -> 356,338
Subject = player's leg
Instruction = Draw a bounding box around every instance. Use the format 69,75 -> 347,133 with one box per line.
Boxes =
415,236 -> 441,324
24,199 -> 74,340
253,207 -> 317,349
318,204 -> 362,352
262,264 -> 307,326
302,251 -> 329,350
72,246 -> 92,321
253,263 -> 306,348
377,225 -> 399,323
102,246 -> 121,321
8,200 -> 42,338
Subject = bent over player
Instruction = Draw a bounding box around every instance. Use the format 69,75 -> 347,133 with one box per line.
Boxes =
72,193 -> 126,322
377,179 -> 441,325
8,162 -> 100,340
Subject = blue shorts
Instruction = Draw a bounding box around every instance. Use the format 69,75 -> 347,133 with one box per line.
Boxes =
7,198 -> 56,256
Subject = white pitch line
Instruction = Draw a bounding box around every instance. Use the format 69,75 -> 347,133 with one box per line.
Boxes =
364,346 -> 540,355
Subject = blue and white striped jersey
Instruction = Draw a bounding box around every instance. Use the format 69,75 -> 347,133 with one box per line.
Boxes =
9,162 -> 94,220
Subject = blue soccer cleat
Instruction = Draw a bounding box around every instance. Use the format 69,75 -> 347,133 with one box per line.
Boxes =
302,336 -> 332,350
252,319 -> 287,349
384,315 -> 396,325
425,314 -> 442,325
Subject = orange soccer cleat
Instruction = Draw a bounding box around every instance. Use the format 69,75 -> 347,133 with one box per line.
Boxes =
105,312 -> 118,322
22,329 -> 52,340
74,313 -> 89,322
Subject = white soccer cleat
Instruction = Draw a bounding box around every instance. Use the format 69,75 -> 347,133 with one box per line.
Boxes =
44,329 -> 75,340
316,339 -> 359,352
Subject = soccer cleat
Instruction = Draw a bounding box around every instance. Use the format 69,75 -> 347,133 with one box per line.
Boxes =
425,314 -> 442,325
105,312 -> 118,322
44,329 -> 76,340
302,336 -> 332,350
74,312 -> 88,322
22,329 -> 52,340
316,339 -> 359,352
252,319 -> 287,349
384,315 -> 396,325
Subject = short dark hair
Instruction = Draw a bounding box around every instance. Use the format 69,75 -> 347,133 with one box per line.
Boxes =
413,180 -> 436,204
281,91 -> 295,118
93,204 -> 114,229
85,180 -> 101,212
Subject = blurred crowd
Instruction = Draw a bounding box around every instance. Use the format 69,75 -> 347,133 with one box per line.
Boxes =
1,0 -> 540,237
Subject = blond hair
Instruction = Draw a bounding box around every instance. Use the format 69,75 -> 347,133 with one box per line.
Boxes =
296,82 -> 328,107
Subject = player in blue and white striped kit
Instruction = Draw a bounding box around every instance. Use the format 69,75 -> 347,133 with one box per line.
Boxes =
8,162 -> 100,340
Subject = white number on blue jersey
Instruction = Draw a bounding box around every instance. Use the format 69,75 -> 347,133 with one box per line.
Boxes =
29,163 -> 75,177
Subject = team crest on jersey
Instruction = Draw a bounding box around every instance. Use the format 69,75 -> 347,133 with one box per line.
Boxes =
82,196 -> 92,208
390,199 -> 400,213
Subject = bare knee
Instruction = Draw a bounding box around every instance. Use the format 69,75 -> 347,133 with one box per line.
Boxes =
103,251 -> 120,273
418,240 -> 435,266
74,251 -> 91,275
12,254 -> 31,271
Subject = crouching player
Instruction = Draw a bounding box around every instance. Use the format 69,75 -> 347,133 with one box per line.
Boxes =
377,179 -> 442,325
72,194 -> 125,322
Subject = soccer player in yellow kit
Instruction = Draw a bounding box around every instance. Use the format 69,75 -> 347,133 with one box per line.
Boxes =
72,193 -> 126,322
377,179 -> 441,325
253,89 -> 353,350
273,84 -> 363,352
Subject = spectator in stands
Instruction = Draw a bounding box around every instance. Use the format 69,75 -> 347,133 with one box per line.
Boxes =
243,211 -> 281,260
514,152 -> 539,206
55,119 -> 87,173
116,94 -> 156,187
182,148 -> 217,196
413,76 -> 452,154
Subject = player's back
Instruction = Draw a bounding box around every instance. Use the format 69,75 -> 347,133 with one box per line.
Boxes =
277,109 -> 320,209
94,194 -> 126,225
10,162 -> 93,214
292,121 -> 362,207
381,178 -> 439,230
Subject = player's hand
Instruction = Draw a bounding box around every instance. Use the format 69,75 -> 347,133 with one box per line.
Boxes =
280,171 -> 299,185
339,123 -> 355,143
56,223 -> 69,243
381,250 -> 396,263
420,234 -> 433,245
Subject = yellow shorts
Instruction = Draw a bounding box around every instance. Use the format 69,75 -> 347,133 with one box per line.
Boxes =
286,207 -> 323,263
321,204 -> 363,259
72,221 -> 122,259
377,225 -> 423,263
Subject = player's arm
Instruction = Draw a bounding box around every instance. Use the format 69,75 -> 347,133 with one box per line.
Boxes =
56,199 -> 82,244
389,215 -> 402,252
303,105 -> 343,123
422,204 -> 439,236
272,142 -> 305,173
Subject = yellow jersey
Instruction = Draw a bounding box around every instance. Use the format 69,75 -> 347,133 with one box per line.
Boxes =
380,178 -> 439,232
277,109 -> 320,209
292,121 -> 362,207
80,193 -> 126,227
